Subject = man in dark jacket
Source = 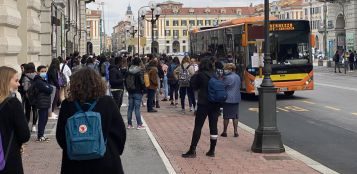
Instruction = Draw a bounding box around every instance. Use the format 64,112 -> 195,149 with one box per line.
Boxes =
126,57 -> 146,129
348,50 -> 355,71
109,57 -> 125,110
33,65 -> 53,142
334,51 -> 341,73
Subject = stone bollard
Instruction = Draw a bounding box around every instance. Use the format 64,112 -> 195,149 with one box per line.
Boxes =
318,59 -> 323,66
327,60 -> 332,67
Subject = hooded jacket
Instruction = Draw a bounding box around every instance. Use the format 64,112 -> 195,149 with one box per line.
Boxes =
109,65 -> 125,90
126,65 -> 145,94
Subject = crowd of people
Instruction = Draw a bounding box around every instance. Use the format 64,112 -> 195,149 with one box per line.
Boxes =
333,49 -> 356,73
0,51 -> 242,174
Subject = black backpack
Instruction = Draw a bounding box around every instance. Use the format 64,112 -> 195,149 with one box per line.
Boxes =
125,73 -> 138,93
26,79 -> 38,106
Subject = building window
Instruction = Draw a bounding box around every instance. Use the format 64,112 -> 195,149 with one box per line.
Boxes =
183,46 -> 186,52
166,46 -> 170,53
183,40 -> 186,43
205,20 -> 211,26
181,20 -> 187,26
173,20 -> 179,26
166,40 -> 170,44
165,30 -> 171,36
173,30 -> 179,39
197,20 -> 203,26
189,20 -> 195,26
166,20 -> 170,26
183,30 -> 187,36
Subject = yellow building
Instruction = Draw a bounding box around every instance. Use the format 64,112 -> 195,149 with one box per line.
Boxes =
140,1 -> 256,55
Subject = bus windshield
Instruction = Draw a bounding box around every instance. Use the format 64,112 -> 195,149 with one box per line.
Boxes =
271,31 -> 311,65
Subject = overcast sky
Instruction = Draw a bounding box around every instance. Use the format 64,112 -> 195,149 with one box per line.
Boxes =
87,0 -> 263,34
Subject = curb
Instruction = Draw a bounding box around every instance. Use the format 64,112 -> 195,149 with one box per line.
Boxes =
238,122 -> 340,174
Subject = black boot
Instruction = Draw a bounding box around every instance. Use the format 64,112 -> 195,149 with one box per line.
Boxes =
182,146 -> 196,158
206,139 -> 217,157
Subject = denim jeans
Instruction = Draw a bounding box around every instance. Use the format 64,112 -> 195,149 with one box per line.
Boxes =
127,93 -> 143,126
163,75 -> 169,99
179,87 -> 196,110
38,108 -> 49,139
147,89 -> 156,111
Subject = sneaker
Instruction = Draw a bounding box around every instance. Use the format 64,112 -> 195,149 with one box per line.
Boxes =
148,109 -> 158,113
161,98 -> 168,101
127,125 -> 134,129
190,107 -> 194,112
31,125 -> 37,132
137,125 -> 146,130
50,112 -> 58,119
170,102 -> 175,106
36,136 -> 49,142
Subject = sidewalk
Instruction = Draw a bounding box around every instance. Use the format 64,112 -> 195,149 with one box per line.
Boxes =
313,60 -> 357,77
142,101 -> 321,174
22,97 -> 168,174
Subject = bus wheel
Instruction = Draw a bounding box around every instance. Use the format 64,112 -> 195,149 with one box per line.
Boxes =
284,91 -> 295,96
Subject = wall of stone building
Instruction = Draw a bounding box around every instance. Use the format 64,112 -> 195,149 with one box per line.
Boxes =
39,0 -> 52,66
18,0 -> 41,66
80,0 -> 87,56
0,0 -> 22,70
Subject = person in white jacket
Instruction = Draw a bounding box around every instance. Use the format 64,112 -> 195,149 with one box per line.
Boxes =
59,56 -> 72,103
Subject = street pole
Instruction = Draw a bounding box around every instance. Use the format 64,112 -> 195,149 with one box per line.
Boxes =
151,8 -> 154,55
251,0 -> 285,153
323,1 -> 328,60
138,6 -> 150,57
101,2 -> 106,53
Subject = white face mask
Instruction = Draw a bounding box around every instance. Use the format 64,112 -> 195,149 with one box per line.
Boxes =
224,70 -> 232,75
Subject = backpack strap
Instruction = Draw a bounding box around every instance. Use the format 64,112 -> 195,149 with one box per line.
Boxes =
74,101 -> 84,112
61,63 -> 66,73
75,100 -> 97,112
88,100 -> 97,112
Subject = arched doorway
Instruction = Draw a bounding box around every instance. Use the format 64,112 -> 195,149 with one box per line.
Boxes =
152,41 -> 159,55
172,41 -> 180,53
87,42 -> 93,55
335,14 -> 346,51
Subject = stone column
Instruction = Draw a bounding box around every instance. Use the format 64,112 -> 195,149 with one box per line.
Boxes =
0,0 -> 22,70
18,0 -> 41,66
79,0 -> 87,56
39,0 -> 52,66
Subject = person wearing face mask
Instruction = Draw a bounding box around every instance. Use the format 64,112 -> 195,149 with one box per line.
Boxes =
220,63 -> 241,137
32,66 -> 53,142
0,66 -> 30,174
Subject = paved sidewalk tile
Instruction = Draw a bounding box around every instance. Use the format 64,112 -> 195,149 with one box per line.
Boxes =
143,101 -> 320,174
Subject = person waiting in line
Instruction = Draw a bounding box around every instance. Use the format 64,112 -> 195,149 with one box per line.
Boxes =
47,58 -> 60,119
220,63 -> 241,138
33,65 -> 53,142
22,63 -> 39,132
58,56 -> 72,103
126,57 -> 146,130
146,60 -> 159,113
161,58 -> 169,101
174,56 -> 196,113
167,57 -> 180,106
182,59 -> 221,158
56,68 -> 126,174
333,51 -> 341,73
0,66 -> 30,174
348,50 -> 355,72
109,57 -> 125,111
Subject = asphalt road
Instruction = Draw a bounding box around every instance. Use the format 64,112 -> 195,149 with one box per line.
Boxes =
239,70 -> 357,174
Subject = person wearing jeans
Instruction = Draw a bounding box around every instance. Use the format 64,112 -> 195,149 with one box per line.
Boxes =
127,93 -> 143,127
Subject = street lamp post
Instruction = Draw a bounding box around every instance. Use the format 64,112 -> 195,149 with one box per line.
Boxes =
138,6 -> 150,57
141,2 -> 161,56
251,0 -> 285,153
126,25 -> 138,56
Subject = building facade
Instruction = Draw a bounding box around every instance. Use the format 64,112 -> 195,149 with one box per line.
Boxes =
112,5 -> 135,53
140,1 -> 256,55
86,9 -> 102,55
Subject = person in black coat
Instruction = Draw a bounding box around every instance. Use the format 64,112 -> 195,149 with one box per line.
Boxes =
109,57 -> 125,110
0,66 -> 30,174
56,68 -> 126,174
34,66 -> 53,142
47,58 -> 60,117
182,59 -> 221,158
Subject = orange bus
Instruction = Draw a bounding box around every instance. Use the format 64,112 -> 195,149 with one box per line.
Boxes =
190,18 -> 314,96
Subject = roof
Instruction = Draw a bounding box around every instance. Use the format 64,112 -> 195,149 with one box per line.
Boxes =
160,7 -> 256,16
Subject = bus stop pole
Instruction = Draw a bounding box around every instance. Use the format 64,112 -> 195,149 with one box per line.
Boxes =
251,0 -> 285,153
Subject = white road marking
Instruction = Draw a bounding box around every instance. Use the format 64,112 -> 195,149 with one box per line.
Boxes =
238,122 -> 340,174
325,106 -> 341,111
315,83 -> 357,92
302,101 -> 316,105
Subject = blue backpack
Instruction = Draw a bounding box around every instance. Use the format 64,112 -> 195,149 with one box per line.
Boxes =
65,100 -> 106,160
207,73 -> 228,103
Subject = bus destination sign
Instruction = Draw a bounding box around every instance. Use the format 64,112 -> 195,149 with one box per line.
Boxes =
270,23 -> 295,31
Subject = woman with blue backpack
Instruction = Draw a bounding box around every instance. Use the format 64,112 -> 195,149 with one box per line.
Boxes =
182,59 -> 221,158
56,68 -> 126,174
0,66 -> 30,174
